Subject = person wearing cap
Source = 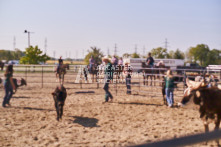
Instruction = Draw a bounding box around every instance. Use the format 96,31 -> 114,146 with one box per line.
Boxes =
56,56 -> 63,77
102,56 -> 114,102
146,53 -> 154,67
2,64 -> 16,107
164,69 -> 175,107
124,62 -> 132,94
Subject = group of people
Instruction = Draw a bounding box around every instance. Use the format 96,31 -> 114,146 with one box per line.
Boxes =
101,55 -> 132,103
2,53 -> 175,108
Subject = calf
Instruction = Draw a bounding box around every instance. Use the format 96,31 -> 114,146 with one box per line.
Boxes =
52,85 -> 67,121
13,78 -> 27,93
0,78 -> 26,92
180,87 -> 221,145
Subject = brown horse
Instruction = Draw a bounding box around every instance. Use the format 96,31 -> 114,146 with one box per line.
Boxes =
57,64 -> 69,85
114,65 -> 124,81
0,61 -> 4,71
90,64 -> 99,82
141,62 -> 156,86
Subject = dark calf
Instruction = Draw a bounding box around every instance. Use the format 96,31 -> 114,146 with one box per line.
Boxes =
13,78 -> 27,93
52,85 -> 67,121
180,87 -> 221,145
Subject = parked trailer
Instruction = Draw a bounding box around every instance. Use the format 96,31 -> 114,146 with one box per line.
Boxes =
123,58 -> 184,72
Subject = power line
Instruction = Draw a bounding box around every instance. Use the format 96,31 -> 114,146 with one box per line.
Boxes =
13,36 -> 16,50
114,43 -> 117,55
164,38 -> 169,50
107,48 -> 110,56
44,38 -> 47,55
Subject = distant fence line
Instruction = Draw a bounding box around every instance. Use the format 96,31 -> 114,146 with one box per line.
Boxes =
0,65 -> 220,94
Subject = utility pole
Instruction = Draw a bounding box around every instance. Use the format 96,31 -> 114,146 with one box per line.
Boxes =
53,51 -> 56,64
114,44 -> 117,55
13,36 -> 16,50
24,30 -> 34,47
44,38 -> 47,55
143,46 -> 145,57
164,38 -> 169,50
135,44 -> 137,54
107,48 -> 110,56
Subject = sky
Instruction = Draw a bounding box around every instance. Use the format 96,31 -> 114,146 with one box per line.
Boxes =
0,0 -> 221,59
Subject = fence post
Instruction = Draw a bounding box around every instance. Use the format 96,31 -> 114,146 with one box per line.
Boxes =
80,66 -> 82,89
41,66 -> 43,88
97,74 -> 99,89
25,66 -> 27,82
183,70 -> 186,91
220,69 -> 221,82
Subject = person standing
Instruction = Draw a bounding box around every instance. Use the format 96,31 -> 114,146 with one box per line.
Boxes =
2,65 -> 16,107
124,62 -> 132,94
89,56 -> 95,73
146,53 -> 154,67
164,69 -> 175,107
102,56 -> 114,103
111,55 -> 118,69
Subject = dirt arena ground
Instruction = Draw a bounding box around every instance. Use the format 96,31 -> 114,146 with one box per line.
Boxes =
0,72 -> 219,146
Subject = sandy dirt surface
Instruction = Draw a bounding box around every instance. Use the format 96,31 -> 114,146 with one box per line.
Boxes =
0,72 -> 219,146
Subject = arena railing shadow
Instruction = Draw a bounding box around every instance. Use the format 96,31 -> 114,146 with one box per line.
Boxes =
117,102 -> 163,107
69,116 -> 100,128
12,96 -> 31,99
12,106 -> 54,112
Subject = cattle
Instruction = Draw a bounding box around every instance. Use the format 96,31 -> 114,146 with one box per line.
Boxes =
0,78 -> 26,92
179,78 -> 221,145
180,87 -> 221,145
52,85 -> 67,121
13,78 -> 27,93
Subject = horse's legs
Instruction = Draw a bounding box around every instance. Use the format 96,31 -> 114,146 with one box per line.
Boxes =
214,115 -> 221,146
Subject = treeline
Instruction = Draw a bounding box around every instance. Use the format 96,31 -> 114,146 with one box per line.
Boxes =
85,44 -> 221,67
0,49 -> 25,61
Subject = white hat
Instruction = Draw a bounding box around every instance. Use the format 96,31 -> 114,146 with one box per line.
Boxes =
102,55 -> 110,61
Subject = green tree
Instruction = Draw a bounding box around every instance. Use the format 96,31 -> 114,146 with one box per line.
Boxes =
188,44 -> 210,66
122,53 -> 131,58
173,49 -> 185,59
20,46 -> 50,64
131,53 -> 140,58
84,47 -> 104,65
151,47 -> 168,59
167,50 -> 174,59
205,49 -> 221,65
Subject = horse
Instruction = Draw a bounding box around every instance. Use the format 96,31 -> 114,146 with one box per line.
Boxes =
90,64 -> 99,82
114,65 -> 124,81
141,62 -> 156,86
0,61 -> 4,71
56,64 -> 69,85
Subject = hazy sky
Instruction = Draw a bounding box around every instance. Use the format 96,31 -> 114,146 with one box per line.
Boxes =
0,0 -> 220,58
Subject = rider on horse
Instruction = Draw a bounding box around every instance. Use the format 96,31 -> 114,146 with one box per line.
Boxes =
146,52 -> 154,67
56,56 -> 63,78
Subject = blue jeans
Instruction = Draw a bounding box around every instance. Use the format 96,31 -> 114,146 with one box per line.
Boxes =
3,83 -> 13,106
165,88 -> 174,106
89,64 -> 93,73
126,77 -> 131,94
103,79 -> 113,102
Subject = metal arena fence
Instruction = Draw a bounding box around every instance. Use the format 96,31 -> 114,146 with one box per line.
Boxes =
0,65 -> 220,95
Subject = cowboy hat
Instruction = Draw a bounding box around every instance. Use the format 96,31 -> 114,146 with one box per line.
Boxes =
102,55 -> 110,61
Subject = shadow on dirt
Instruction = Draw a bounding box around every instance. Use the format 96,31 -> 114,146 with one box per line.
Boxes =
70,116 -> 100,128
